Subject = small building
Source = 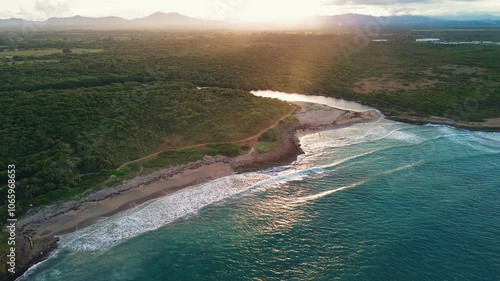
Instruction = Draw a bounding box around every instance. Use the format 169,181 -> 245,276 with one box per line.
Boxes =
416,38 -> 440,43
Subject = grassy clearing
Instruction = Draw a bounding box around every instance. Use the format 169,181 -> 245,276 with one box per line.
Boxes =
105,142 -> 250,185
255,128 -> 279,153
71,48 -> 104,54
138,143 -> 247,170
255,116 -> 299,154
23,141 -> 253,203
0,48 -> 103,57
0,48 -> 62,56
255,141 -> 277,153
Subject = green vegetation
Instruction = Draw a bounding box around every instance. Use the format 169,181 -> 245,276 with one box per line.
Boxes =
0,232 -> 8,259
256,128 -> 279,153
0,48 -> 103,56
77,143 -> 251,189
0,48 -> 63,56
258,128 -> 278,142
255,141 -> 277,153
0,48 -> 104,65
0,81 -> 293,219
255,117 -> 299,154
1,30 -> 498,120
137,143 -> 247,172
140,148 -> 205,169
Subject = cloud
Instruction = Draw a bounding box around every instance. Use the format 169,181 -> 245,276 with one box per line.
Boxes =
0,12 -> 16,19
33,0 -> 72,17
323,0 -> 479,6
319,0 -> 500,17
14,0 -> 73,20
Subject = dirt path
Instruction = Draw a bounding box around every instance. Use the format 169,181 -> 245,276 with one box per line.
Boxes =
115,106 -> 297,170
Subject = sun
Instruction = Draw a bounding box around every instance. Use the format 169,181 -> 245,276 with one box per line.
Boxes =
229,0 -> 320,22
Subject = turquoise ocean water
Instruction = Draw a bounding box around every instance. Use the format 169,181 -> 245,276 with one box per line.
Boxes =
21,118 -> 500,281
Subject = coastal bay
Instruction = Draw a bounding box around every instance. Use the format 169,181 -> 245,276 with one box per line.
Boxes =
18,100 -> 500,281
13,98 -> 381,280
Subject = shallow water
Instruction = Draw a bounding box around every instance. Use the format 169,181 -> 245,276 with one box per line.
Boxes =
251,90 -> 375,112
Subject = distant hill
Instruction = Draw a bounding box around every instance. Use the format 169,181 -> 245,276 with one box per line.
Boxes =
0,18 -> 28,27
437,14 -> 500,21
45,15 -> 128,28
132,12 -> 207,26
0,12 -> 218,30
306,13 -> 500,28
0,12 -> 499,30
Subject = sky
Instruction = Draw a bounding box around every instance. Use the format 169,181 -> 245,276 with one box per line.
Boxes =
1,0 -> 500,21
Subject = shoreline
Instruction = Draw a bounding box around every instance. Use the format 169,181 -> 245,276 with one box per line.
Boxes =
9,99 -> 498,280
387,115 -> 500,132
251,90 -> 500,132
8,103 -> 381,281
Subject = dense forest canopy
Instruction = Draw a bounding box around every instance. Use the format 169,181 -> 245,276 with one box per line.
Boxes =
1,30 -> 499,120
0,81 -> 293,217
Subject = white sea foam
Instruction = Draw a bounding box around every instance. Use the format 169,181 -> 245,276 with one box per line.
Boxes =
293,161 -> 423,204
57,162 -> 331,252
294,180 -> 368,203
59,174 -> 265,251
300,122 -> 403,151
16,250 -> 60,281
475,131 -> 500,142
384,130 -> 424,143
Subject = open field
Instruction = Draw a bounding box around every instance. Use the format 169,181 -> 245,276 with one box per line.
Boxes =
0,48 -> 61,56
0,48 -> 103,57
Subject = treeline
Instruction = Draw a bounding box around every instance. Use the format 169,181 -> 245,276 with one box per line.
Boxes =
1,31 -> 499,120
0,82 -> 292,216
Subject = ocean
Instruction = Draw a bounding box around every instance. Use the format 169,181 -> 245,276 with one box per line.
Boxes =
20,93 -> 500,281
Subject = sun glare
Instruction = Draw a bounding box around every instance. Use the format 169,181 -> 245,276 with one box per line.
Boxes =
231,0 -> 320,22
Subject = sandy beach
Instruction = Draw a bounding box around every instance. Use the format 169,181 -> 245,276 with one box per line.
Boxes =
18,162 -> 234,238
293,102 -> 381,130
10,102 -> 381,281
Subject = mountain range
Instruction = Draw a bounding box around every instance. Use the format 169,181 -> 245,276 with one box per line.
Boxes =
1,12 -> 499,30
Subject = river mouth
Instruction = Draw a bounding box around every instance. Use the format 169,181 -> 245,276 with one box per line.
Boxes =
251,90 -> 376,112
53,92 -> 379,254
18,92 -> 379,280
21,117 -> 500,281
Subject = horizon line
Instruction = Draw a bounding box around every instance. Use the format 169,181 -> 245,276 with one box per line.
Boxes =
1,11 -> 500,22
